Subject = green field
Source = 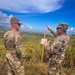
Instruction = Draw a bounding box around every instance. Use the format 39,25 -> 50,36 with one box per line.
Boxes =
0,31 -> 75,75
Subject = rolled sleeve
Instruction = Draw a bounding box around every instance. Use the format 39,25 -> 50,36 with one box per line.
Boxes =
15,35 -> 25,60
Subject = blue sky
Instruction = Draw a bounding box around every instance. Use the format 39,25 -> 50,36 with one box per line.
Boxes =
0,0 -> 75,33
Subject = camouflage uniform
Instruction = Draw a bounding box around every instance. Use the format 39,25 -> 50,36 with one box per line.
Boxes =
4,18 -> 25,75
45,23 -> 70,75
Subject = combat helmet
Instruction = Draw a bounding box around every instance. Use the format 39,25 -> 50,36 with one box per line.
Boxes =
57,22 -> 68,32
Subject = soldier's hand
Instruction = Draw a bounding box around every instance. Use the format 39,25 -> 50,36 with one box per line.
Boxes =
47,40 -> 52,44
46,25 -> 51,31
21,60 -> 25,65
44,40 -> 52,47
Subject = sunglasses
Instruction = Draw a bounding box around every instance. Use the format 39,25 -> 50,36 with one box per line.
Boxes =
16,23 -> 21,26
57,28 -> 62,30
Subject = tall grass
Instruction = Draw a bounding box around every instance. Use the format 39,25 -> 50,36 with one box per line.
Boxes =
62,34 -> 75,75
0,31 -> 75,75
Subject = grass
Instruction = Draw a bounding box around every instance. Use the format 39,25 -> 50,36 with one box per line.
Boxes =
0,31 -> 75,75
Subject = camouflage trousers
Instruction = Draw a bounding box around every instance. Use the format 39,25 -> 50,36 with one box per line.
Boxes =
6,57 -> 25,75
47,53 -> 65,75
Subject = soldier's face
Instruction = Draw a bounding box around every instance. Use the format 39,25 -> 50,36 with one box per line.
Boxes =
15,23 -> 21,31
56,28 -> 63,35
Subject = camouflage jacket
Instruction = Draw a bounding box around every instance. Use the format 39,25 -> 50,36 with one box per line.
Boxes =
4,29 -> 25,61
45,29 -> 70,55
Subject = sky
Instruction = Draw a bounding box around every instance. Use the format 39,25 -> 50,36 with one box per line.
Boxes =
0,0 -> 75,34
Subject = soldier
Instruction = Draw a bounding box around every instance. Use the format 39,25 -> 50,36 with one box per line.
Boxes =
45,22 -> 70,75
4,17 -> 25,75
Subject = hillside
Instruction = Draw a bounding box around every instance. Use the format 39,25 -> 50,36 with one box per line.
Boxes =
0,31 -> 75,75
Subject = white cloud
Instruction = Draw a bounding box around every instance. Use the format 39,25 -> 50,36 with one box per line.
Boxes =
0,0 -> 64,13
0,11 -> 32,30
70,27 -> 73,30
67,27 -> 75,34
0,11 -> 13,26
70,27 -> 75,31
21,23 -> 32,30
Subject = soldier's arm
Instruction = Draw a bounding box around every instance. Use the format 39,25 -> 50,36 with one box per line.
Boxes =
15,35 -> 25,62
50,36 -> 70,54
46,25 -> 57,37
45,36 -> 70,54
45,42 -> 63,55
50,29 -> 57,37
61,35 -> 70,50
45,45 -> 52,54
